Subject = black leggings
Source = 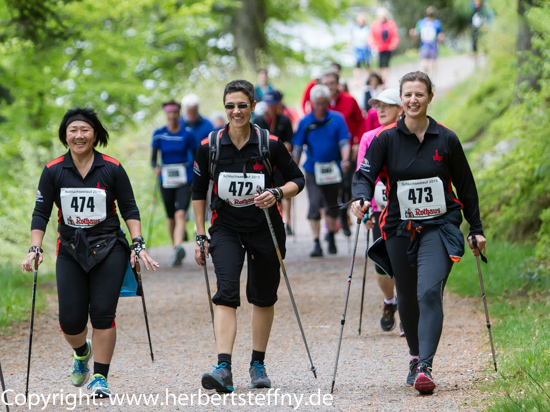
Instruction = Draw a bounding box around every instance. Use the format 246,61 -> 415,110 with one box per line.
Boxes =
385,228 -> 453,367
56,243 -> 127,335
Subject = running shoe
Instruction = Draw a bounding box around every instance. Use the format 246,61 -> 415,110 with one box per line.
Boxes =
87,374 -> 111,398
327,232 -> 337,254
406,358 -> 419,386
171,245 -> 186,267
249,361 -> 272,388
201,363 -> 234,393
310,242 -> 323,257
69,339 -> 92,387
380,302 -> 397,331
286,223 -> 293,235
414,364 -> 436,394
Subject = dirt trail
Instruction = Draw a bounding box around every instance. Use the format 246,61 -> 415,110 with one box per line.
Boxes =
0,55 -> 496,411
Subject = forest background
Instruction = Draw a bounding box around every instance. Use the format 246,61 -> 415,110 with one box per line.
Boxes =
0,0 -> 548,410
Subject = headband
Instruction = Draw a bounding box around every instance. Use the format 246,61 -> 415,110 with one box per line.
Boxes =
163,104 -> 181,112
66,114 -> 95,129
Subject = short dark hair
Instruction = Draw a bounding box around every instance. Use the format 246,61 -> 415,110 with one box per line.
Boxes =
58,107 -> 109,148
366,72 -> 383,87
223,80 -> 255,104
399,71 -> 435,96
162,99 -> 181,109
321,70 -> 340,85
330,61 -> 342,71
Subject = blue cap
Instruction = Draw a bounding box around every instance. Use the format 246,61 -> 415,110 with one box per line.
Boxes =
263,90 -> 282,105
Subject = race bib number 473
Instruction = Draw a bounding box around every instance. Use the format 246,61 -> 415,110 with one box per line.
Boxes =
60,188 -> 107,227
396,177 -> 447,220
218,172 -> 265,208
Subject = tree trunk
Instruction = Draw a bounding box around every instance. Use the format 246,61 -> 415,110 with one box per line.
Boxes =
232,0 -> 268,70
516,0 -> 541,93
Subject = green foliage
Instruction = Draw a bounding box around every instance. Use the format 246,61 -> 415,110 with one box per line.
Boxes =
448,241 -> 549,411
0,264 -> 55,332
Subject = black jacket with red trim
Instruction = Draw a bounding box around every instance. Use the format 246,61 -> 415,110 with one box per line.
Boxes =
192,124 -> 304,232
31,150 -> 140,239
352,116 -> 483,238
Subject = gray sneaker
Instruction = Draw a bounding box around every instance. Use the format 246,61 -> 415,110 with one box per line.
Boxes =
70,339 -> 92,387
171,245 -> 186,267
249,361 -> 271,388
406,358 -> 419,386
202,363 -> 234,393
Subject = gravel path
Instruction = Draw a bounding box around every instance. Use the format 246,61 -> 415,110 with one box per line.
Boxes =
0,55 -> 496,411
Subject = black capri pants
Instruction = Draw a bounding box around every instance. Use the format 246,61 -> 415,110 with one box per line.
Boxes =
385,227 -> 454,368
305,172 -> 340,220
371,212 -> 386,275
56,242 -> 127,335
161,183 -> 192,218
208,223 -> 285,308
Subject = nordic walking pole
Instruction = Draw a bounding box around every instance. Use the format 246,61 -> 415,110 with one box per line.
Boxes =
198,238 -> 215,339
146,179 -> 160,248
135,260 -> 154,362
0,361 -> 10,412
25,257 -> 39,401
472,236 -> 497,372
258,188 -> 317,379
331,200 -> 364,394
358,221 -> 371,336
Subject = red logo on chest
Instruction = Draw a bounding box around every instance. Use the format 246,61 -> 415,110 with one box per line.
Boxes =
253,162 -> 264,171
433,150 -> 443,162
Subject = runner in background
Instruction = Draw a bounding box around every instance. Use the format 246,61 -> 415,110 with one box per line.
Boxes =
253,90 -> 295,235
180,94 -> 215,148
293,84 -> 351,257
193,79 -> 304,393
254,68 -> 274,102
321,70 -> 365,237
301,67 -> 322,115
470,0 -> 494,66
356,89 -> 403,333
349,13 -> 371,88
151,100 -> 197,266
351,71 -> 486,394
409,6 -> 444,78
368,8 -> 400,83
22,106 -> 158,398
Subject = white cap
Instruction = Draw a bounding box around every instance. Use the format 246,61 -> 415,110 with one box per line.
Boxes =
368,88 -> 401,106
181,93 -> 200,108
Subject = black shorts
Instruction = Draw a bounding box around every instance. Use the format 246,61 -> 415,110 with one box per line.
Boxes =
161,183 -> 191,218
208,223 -> 286,308
305,172 -> 340,220
379,51 -> 392,68
56,242 -> 127,334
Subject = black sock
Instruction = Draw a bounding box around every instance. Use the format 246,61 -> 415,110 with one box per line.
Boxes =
314,238 -> 319,244
73,342 -> 89,358
94,362 -> 110,379
251,350 -> 265,366
218,353 -> 232,370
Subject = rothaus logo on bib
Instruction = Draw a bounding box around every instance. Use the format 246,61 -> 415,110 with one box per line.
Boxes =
217,172 -> 265,208
60,188 -> 107,227
396,177 -> 447,220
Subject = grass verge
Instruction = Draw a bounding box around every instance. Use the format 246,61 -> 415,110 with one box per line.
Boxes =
447,240 -> 549,410
0,264 -> 56,334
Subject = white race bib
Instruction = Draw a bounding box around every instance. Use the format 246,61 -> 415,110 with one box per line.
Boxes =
218,172 -> 265,208
60,188 -> 107,227
420,26 -> 437,43
161,163 -> 187,188
314,161 -> 342,185
374,181 -> 388,210
396,177 -> 447,220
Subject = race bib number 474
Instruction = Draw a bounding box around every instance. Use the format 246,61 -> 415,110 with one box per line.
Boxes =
60,188 -> 107,227
396,177 -> 447,220
218,172 -> 265,208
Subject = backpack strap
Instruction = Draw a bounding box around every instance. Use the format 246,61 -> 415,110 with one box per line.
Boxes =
208,128 -> 223,179
254,124 -> 273,177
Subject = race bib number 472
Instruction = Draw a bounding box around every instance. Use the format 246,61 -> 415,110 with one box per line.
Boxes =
396,177 -> 447,220
217,172 -> 265,208
60,188 -> 107,227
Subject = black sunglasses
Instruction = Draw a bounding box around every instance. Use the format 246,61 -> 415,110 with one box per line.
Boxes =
224,103 -> 250,110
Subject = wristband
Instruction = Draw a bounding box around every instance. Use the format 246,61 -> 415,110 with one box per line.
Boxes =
266,187 -> 283,202
196,235 -> 210,247
130,242 -> 145,257
132,236 -> 145,244
29,246 -> 43,254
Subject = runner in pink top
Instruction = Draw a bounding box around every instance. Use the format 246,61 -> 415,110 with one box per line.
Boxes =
356,88 -> 403,334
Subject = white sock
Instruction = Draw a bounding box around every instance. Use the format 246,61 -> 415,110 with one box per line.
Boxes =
384,296 -> 397,305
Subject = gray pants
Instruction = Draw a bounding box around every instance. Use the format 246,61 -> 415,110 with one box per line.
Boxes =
385,227 -> 454,367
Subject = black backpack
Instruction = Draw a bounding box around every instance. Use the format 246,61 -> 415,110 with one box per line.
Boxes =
207,124 -> 273,179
